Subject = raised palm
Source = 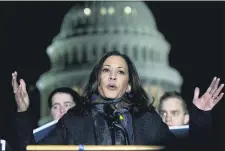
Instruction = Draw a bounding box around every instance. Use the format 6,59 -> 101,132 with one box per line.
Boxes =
12,71 -> 30,112
193,77 -> 224,111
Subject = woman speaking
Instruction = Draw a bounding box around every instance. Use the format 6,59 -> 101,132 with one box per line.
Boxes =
12,51 -> 224,151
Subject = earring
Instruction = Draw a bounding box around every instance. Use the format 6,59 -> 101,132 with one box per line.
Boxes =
126,91 -> 133,98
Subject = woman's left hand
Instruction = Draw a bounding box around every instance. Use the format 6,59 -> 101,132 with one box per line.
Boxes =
193,77 -> 224,111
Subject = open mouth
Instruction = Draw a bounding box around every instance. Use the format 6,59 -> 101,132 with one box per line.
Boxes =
107,84 -> 117,90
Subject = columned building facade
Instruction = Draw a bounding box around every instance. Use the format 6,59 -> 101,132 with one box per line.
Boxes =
36,1 -> 183,125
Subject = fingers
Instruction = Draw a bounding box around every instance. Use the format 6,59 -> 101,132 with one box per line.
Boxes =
212,83 -> 224,98
12,71 -> 18,93
213,93 -> 224,105
11,72 -> 27,94
20,79 -> 27,93
15,84 -> 22,103
20,79 -> 28,99
193,87 -> 200,100
209,77 -> 220,95
206,77 -> 216,93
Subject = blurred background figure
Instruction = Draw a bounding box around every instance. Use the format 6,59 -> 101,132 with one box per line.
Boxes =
34,87 -> 80,142
38,87 -> 80,125
158,91 -> 189,126
49,87 -> 78,120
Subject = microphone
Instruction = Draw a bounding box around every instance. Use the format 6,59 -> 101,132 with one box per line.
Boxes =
104,104 -> 117,119
104,105 -> 126,121
104,105 -> 130,145
113,110 -> 125,121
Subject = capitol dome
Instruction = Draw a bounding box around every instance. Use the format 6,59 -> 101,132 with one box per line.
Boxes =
36,1 -> 183,122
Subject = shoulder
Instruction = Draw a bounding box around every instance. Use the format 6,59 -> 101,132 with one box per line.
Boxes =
133,105 -> 162,121
59,105 -> 92,126
136,109 -> 163,124
144,110 -> 173,136
134,109 -> 169,132
133,109 -> 173,143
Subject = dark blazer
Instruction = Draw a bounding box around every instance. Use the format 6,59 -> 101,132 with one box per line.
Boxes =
14,104 -> 212,151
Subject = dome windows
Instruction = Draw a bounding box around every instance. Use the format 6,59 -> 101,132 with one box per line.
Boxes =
84,8 -> 91,16
124,6 -> 132,15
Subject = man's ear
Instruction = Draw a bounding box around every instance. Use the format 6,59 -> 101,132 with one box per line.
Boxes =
126,84 -> 131,93
184,113 -> 190,125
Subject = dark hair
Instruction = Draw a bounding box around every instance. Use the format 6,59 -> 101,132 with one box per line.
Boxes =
48,87 -> 80,108
158,91 -> 188,113
81,51 -> 154,113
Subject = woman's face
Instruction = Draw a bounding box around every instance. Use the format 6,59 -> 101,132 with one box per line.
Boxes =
98,55 -> 131,99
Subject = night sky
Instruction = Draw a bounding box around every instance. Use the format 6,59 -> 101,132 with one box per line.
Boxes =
0,1 -> 224,148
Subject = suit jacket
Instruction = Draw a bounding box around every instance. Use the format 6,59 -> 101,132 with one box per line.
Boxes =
14,104 -> 212,151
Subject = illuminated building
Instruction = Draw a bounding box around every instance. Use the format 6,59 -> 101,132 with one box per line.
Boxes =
36,2 -> 183,125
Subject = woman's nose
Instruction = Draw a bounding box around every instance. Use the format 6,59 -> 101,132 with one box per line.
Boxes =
109,75 -> 116,80
109,71 -> 117,80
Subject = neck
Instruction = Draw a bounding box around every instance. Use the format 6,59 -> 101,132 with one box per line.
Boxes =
92,94 -> 122,104
91,93 -> 132,111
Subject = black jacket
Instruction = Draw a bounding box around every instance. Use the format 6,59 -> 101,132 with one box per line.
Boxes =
14,104 -> 212,151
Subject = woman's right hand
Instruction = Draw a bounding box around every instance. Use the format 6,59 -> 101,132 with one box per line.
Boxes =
12,71 -> 30,112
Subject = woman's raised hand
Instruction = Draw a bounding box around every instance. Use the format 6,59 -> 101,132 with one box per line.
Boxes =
193,77 -> 224,111
12,71 -> 30,112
